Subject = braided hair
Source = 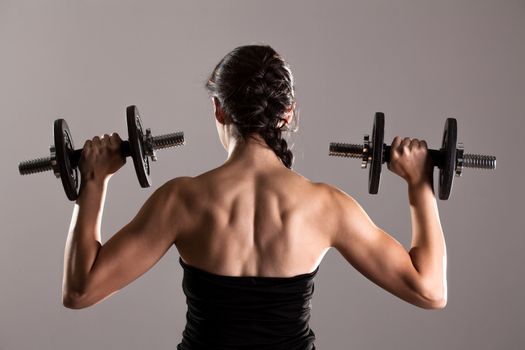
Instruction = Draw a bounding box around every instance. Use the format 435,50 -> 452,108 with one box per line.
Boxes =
205,45 -> 298,169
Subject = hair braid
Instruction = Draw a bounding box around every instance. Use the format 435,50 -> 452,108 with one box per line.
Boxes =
205,44 -> 297,168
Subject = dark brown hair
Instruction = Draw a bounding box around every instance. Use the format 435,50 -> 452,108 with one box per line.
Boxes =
205,45 -> 297,168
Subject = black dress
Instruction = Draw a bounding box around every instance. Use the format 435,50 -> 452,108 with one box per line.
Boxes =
177,257 -> 319,350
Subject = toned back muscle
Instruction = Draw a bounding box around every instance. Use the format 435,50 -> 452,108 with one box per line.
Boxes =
173,162 -> 332,278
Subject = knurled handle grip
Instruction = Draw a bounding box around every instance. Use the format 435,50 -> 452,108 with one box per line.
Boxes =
68,141 -> 132,168
329,142 -> 496,170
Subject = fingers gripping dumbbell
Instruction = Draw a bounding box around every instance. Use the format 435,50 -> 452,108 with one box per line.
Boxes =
329,113 -> 496,200
18,105 -> 185,201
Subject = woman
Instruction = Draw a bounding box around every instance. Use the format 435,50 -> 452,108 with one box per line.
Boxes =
61,45 -> 447,349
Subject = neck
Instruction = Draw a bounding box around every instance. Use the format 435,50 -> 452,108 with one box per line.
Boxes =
224,134 -> 284,168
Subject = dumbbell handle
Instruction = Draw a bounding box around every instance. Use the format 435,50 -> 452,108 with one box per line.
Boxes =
67,141 -> 131,168
383,145 -> 443,166
67,132 -> 186,168
19,131 -> 184,175
329,142 -> 496,169
18,143 -> 130,176
330,143 -> 445,166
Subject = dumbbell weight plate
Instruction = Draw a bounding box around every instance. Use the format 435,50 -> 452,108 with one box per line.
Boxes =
438,118 -> 457,200
54,119 -> 80,201
127,105 -> 152,188
369,112 -> 385,194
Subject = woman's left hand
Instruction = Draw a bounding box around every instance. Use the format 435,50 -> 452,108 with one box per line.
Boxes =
79,133 -> 127,184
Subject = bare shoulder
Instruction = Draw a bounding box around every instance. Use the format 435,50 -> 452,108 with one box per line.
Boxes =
280,170 -> 352,206
164,176 -> 196,191
304,180 -> 351,205
307,181 -> 372,246
154,176 -> 201,241
313,181 -> 362,211
150,176 -> 194,199
143,176 -> 198,220
161,176 -> 198,205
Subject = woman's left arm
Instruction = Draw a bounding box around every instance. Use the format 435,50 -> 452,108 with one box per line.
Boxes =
61,133 -> 182,309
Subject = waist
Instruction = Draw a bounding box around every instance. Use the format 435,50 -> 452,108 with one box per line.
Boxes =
178,317 -> 316,350
177,257 -> 318,349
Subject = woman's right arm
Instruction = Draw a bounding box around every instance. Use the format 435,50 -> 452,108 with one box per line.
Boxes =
324,136 -> 447,310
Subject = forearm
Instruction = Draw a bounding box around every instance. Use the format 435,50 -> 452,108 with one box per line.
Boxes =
62,179 -> 107,295
406,178 -> 447,302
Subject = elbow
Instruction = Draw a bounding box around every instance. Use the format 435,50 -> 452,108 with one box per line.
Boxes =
418,285 -> 447,310
419,295 -> 447,310
62,298 -> 82,310
62,290 -> 89,309
62,277 -> 92,309
429,297 -> 447,310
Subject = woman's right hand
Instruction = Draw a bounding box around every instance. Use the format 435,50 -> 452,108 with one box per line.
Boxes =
387,136 -> 434,187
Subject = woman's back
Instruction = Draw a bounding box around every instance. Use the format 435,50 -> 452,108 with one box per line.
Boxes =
172,143 -> 328,349
61,44 -> 446,349
174,153 -> 331,278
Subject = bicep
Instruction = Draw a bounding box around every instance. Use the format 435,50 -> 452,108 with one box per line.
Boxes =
328,185 -> 430,308
78,182 -> 178,307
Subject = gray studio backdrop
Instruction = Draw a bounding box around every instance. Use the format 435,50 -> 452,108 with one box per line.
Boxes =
1,1 -> 523,349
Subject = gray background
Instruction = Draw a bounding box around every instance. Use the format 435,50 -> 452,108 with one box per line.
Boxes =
1,0 -> 523,349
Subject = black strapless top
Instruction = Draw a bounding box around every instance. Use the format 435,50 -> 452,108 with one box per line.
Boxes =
177,257 -> 320,350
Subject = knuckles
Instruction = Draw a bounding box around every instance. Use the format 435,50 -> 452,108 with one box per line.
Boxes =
391,136 -> 429,158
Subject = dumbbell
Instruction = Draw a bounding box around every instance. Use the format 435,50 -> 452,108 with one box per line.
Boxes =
329,113 -> 496,200
18,105 -> 185,201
